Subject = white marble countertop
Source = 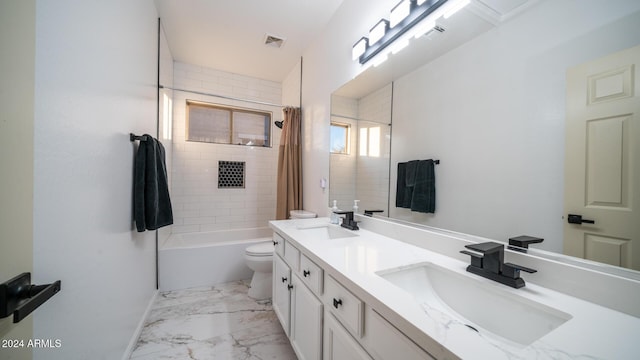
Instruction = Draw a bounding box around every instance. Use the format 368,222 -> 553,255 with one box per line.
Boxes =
269,217 -> 640,360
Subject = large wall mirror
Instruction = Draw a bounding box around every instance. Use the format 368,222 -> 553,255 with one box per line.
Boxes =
329,1 -> 640,277
329,84 -> 393,216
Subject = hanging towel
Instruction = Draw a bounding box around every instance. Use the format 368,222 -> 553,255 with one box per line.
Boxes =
405,160 -> 418,187
396,162 -> 407,208
134,134 -> 173,232
410,159 -> 436,213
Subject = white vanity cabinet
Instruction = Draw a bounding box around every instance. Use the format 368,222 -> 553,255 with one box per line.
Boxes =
272,234 -> 324,360
272,229 -> 436,360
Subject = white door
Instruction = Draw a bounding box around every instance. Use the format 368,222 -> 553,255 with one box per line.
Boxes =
1,2 -> 35,359
564,44 -> 640,270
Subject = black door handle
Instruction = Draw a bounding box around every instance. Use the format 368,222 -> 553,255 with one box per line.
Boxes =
568,214 -> 595,224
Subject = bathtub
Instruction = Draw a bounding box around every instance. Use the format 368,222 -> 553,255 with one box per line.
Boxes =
159,227 -> 273,291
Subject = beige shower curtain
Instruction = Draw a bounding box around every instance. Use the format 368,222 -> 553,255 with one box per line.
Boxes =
276,107 -> 302,220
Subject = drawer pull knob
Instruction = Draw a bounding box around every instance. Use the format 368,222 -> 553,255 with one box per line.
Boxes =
287,284 -> 293,290
273,240 -> 279,245
333,298 -> 343,309
303,270 -> 310,277
281,277 -> 287,283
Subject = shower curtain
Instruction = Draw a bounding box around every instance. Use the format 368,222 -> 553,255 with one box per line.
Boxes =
276,107 -> 302,220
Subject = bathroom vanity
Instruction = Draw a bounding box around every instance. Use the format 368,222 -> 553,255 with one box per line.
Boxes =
269,216 -> 640,360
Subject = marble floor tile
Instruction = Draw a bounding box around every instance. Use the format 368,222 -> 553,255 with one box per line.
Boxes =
130,280 -> 297,360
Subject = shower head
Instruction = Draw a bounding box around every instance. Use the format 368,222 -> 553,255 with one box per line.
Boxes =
275,120 -> 284,129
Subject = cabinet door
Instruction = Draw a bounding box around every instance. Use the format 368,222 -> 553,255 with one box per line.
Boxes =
291,274 -> 323,360
273,254 -> 291,336
324,311 -> 373,360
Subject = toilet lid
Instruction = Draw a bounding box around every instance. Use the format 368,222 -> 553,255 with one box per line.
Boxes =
246,242 -> 274,256
290,210 -> 317,219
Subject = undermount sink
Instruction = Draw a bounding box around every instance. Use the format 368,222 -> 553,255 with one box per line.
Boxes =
296,224 -> 359,240
377,262 -> 572,347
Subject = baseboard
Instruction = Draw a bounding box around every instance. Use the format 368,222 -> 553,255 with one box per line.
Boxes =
121,289 -> 159,360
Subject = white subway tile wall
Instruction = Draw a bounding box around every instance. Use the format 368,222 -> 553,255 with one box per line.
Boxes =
171,62 -> 282,234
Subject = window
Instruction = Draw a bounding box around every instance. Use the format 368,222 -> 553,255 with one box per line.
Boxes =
186,100 -> 271,147
330,123 -> 350,154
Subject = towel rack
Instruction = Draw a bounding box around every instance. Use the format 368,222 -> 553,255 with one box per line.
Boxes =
130,133 -> 148,142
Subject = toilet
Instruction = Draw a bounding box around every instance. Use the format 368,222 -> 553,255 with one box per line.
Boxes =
244,241 -> 275,300
244,210 -> 317,300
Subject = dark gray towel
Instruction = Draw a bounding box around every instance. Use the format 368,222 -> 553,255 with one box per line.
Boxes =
410,159 -> 435,213
405,160 -> 418,187
396,161 -> 414,208
134,134 -> 173,232
396,162 -> 407,208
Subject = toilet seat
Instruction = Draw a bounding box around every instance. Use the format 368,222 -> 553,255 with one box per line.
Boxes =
245,242 -> 274,257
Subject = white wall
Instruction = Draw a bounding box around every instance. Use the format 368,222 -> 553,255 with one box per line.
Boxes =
390,1 -> 640,252
32,1 -> 159,359
170,62 -> 282,233
282,59 -> 302,107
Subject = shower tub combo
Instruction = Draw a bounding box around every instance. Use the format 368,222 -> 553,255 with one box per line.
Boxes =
159,227 -> 273,291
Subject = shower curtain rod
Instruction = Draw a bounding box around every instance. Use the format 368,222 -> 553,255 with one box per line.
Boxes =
159,85 -> 285,108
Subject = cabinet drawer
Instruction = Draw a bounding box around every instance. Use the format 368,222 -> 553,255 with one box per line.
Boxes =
325,275 -> 363,338
273,232 -> 285,257
284,240 -> 300,271
299,254 -> 323,296
364,307 -> 435,360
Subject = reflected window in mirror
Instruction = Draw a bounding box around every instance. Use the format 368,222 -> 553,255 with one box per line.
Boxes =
359,126 -> 381,157
330,123 -> 350,155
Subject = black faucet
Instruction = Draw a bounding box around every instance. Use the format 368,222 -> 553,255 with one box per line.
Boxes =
363,209 -> 384,217
460,242 -> 536,289
333,211 -> 359,230
508,235 -> 544,253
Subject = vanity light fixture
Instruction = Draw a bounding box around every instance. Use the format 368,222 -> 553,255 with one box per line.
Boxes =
353,0 -> 470,65
390,0 -> 412,28
352,37 -> 369,60
369,19 -> 389,45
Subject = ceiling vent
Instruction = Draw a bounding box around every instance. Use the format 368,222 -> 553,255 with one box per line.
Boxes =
264,33 -> 286,48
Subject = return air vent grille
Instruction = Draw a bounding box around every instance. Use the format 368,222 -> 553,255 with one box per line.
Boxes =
264,33 -> 286,48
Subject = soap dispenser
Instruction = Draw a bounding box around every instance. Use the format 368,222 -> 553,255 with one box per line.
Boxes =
353,200 -> 360,214
330,200 -> 339,224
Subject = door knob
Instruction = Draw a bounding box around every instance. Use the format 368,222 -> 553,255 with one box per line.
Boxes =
568,214 -> 595,224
